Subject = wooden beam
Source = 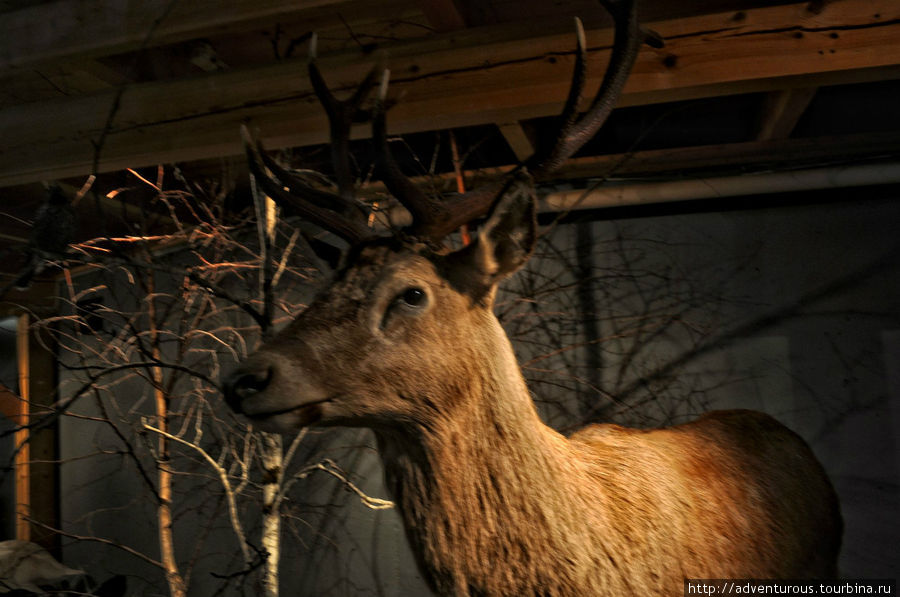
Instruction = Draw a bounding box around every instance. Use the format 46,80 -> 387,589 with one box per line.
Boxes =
0,313 -> 60,548
0,0 -> 898,187
24,313 -> 59,549
356,130 -> 900,198
755,87 -> 818,140
497,122 -> 535,162
15,313 -> 30,541
557,130 -> 900,179
0,0 -> 363,71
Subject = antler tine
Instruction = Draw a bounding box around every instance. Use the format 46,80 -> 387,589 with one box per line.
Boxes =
553,17 -> 590,150
372,69 -> 453,237
242,124 -> 374,245
238,34 -> 389,246
529,0 -> 643,177
307,33 -> 378,207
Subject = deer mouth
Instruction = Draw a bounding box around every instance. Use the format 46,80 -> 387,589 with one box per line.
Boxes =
243,395 -> 335,430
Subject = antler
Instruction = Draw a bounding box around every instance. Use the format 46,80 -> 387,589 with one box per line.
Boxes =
528,0 -> 643,176
244,0 -> 646,246
377,0 -> 645,241
242,33 -> 376,245
372,70 -> 502,239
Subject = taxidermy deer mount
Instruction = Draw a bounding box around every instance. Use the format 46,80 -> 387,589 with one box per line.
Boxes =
224,1 -> 842,594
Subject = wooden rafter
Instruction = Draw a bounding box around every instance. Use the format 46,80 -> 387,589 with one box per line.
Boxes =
497,122 -> 535,163
0,0 -> 361,70
0,0 -> 898,187
755,87 -> 818,141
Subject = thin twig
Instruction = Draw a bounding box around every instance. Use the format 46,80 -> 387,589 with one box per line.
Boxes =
143,421 -> 253,567
286,458 -> 394,510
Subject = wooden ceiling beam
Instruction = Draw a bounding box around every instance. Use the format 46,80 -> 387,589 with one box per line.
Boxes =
0,0 -> 898,188
356,130 -> 900,198
0,0 -> 367,71
556,130 -> 900,180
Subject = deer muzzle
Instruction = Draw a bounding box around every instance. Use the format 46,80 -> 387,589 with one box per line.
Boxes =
222,362 -> 273,414
222,351 -> 332,432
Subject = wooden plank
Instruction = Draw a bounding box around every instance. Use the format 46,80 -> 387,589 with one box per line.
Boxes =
0,0 -> 363,71
0,0 -> 898,187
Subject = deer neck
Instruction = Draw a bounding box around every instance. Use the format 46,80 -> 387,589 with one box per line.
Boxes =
375,314 -> 592,594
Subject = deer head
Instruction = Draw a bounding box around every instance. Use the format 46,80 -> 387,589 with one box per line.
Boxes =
223,0 -> 645,434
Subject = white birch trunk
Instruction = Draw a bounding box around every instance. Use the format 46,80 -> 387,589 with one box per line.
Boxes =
260,432 -> 283,597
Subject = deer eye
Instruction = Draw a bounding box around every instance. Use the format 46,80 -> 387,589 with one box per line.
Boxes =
398,287 -> 427,307
380,287 -> 428,331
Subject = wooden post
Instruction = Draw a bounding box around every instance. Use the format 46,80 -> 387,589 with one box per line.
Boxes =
15,313 -> 30,541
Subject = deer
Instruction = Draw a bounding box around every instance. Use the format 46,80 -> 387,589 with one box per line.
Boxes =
223,1 -> 843,594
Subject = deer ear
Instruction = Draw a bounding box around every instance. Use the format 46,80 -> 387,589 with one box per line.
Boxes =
476,176 -> 538,279
446,175 -> 537,300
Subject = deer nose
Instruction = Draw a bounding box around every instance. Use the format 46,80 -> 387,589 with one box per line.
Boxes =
223,365 -> 273,413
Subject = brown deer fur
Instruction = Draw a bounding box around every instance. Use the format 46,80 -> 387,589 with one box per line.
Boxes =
225,188 -> 843,596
